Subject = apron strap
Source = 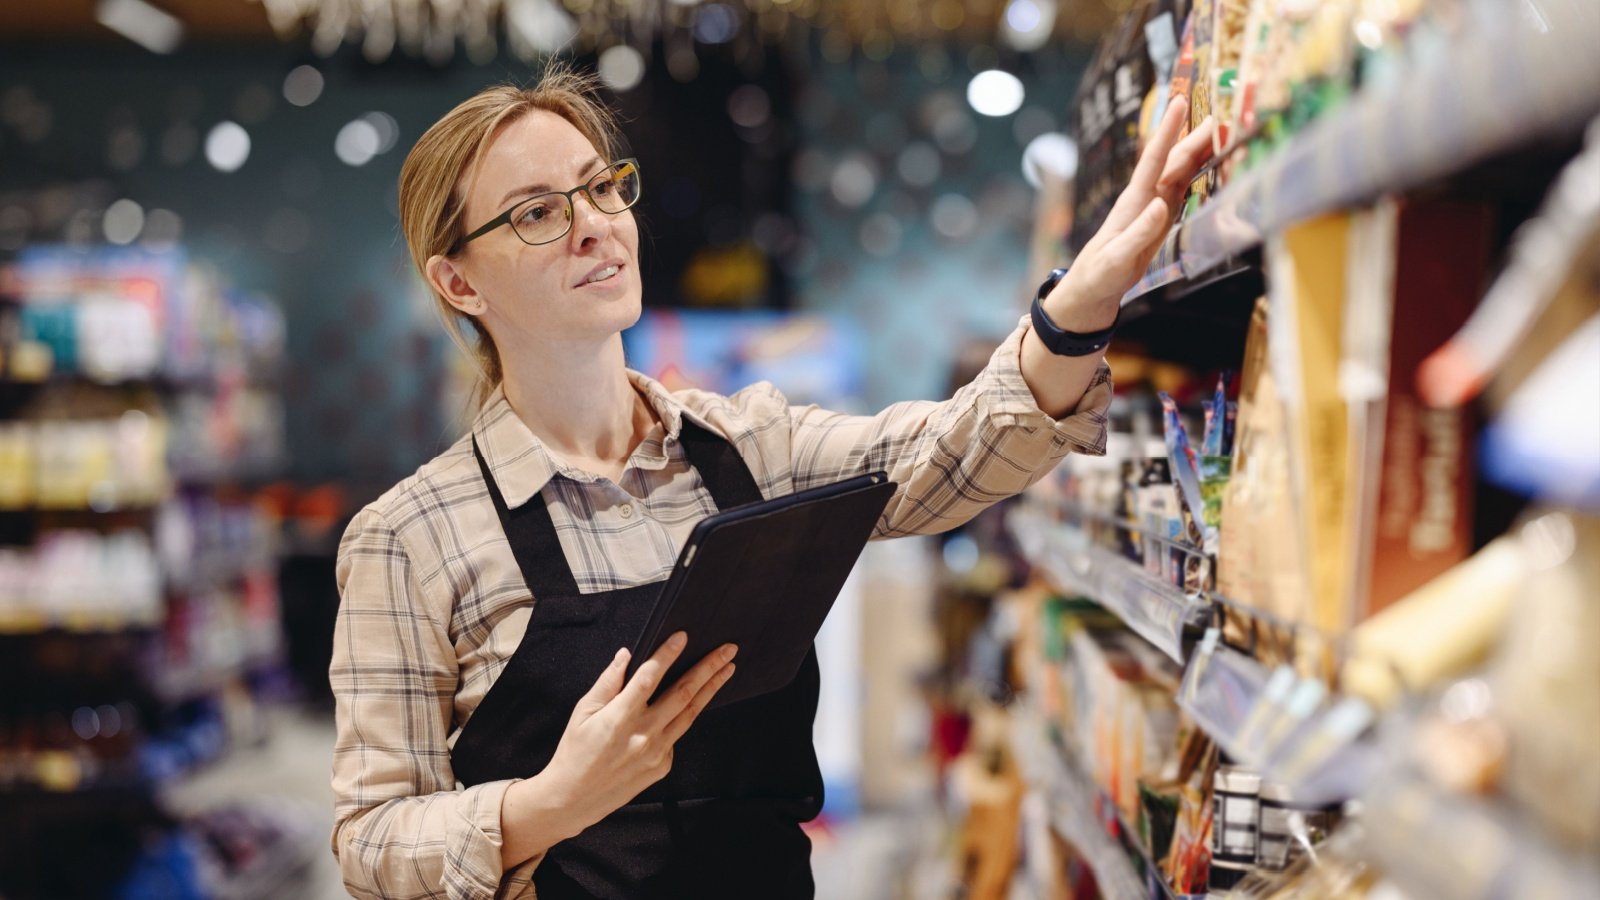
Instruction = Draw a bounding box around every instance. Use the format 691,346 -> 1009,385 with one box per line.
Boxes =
678,420 -> 764,508
473,436 -> 581,599
470,418 -> 764,599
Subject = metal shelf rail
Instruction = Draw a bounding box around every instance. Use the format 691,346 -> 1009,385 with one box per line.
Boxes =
1176,629 -> 1378,804
1358,766 -> 1600,900
1009,505 -> 1210,664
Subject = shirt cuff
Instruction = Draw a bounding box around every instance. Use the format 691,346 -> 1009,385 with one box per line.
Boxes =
975,315 -> 1113,457
442,778 -> 522,900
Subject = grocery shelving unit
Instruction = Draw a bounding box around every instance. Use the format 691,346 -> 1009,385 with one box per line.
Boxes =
1008,2 -> 1600,897
1116,1 -> 1600,312
0,240 -> 304,897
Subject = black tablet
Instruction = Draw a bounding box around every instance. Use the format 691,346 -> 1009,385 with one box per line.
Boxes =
626,471 -> 898,709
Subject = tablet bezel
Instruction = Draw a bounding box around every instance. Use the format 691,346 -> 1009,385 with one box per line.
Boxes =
625,471 -> 895,693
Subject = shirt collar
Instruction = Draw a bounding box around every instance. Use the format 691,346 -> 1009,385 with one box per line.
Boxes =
470,370 -> 708,509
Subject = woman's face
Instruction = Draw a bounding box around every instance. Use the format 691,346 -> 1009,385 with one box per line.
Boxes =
443,109 -> 642,346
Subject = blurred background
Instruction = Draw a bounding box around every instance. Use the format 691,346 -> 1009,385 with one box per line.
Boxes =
1,1 -> 1597,898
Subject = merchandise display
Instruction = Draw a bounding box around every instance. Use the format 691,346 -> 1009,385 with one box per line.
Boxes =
1007,1 -> 1600,898
0,241 -> 298,896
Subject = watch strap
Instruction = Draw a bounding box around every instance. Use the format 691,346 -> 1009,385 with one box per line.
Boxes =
1030,267 -> 1120,357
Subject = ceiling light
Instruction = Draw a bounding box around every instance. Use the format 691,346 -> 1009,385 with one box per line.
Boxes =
967,70 -> 1025,117
95,0 -> 183,54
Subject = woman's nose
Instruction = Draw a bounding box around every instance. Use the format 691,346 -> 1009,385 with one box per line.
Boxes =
569,189 -> 611,247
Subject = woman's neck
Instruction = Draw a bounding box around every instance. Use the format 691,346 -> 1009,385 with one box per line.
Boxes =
499,333 -> 651,479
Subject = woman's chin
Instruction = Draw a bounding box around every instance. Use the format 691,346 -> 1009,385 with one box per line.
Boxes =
597,294 -> 644,335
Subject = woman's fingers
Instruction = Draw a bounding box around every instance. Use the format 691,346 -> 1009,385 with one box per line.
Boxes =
572,647 -> 630,722
1082,110 -> 1217,301
646,643 -> 738,728
614,631 -> 688,713
1104,95 -> 1190,233
1157,116 -> 1217,210
1100,197 -> 1172,278
661,661 -> 736,744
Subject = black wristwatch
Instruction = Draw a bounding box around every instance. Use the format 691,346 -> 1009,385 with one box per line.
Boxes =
1030,267 -> 1120,357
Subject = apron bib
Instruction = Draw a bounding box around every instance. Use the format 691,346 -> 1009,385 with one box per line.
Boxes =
452,422 -> 822,899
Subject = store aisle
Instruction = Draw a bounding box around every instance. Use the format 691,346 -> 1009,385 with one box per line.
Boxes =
162,706 -> 346,900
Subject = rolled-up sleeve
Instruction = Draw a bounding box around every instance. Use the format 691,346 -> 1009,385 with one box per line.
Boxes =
788,316 -> 1111,537
331,507 -> 533,899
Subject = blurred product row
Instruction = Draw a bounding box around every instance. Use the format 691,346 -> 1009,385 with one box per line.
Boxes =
0,240 -> 323,898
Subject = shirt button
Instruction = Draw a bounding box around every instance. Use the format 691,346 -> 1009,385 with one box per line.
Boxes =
620,503 -> 634,519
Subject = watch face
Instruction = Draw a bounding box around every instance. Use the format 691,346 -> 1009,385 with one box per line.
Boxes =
1038,267 -> 1070,301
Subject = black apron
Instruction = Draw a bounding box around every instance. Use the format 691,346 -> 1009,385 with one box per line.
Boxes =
453,422 -> 822,899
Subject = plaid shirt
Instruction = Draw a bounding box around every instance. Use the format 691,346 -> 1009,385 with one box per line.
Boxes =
330,317 -> 1111,899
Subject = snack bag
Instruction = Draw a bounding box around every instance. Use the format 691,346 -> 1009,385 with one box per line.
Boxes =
1158,392 -> 1217,553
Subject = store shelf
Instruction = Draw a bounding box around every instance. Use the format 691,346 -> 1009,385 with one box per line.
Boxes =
0,504 -> 160,518
152,649 -> 282,706
1008,505 -> 1209,664
1177,629 -> 1376,805
1118,3 -> 1600,311
1123,228 -> 1184,299
2,736 -> 229,799
1102,788 -> 1191,900
1357,767 -> 1600,900
0,612 -> 164,636
1011,701 -> 1150,900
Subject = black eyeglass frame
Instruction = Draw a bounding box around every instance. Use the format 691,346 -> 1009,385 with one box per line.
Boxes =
450,158 -> 641,254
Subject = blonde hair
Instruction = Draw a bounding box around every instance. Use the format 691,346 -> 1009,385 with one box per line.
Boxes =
397,63 -> 622,409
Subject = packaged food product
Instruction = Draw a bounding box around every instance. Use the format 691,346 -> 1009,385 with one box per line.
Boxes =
1139,2 -> 1185,145
1159,392 -> 1216,553
1273,213 -> 1356,633
1208,0 -> 1250,149
1211,764 -> 1262,884
1257,781 -> 1342,870
1351,199 -> 1487,622
1166,742 -> 1218,891
1074,2 -> 1159,251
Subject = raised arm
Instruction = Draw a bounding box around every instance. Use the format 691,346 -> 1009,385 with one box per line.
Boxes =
784,97 -> 1215,538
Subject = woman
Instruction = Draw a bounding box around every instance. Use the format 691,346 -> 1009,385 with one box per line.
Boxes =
331,65 -> 1212,899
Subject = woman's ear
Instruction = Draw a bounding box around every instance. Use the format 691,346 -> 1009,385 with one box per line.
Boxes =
425,254 -> 487,316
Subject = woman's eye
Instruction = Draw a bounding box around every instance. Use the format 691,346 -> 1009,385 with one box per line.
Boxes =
593,179 -> 613,195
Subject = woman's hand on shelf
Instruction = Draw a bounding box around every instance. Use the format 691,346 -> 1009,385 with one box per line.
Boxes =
1020,96 -> 1215,418
499,632 -> 737,866
1046,95 -> 1216,330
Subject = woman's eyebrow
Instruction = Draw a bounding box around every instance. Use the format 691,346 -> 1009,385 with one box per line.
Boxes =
495,156 -> 606,207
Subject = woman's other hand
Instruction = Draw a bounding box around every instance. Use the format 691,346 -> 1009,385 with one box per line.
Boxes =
499,632 -> 737,862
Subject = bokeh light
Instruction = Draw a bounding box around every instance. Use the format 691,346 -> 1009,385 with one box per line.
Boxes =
967,70 -> 1026,117
204,121 -> 250,172
598,45 -> 646,92
282,65 -> 325,107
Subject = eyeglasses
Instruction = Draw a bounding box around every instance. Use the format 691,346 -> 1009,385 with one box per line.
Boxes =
452,159 -> 641,253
